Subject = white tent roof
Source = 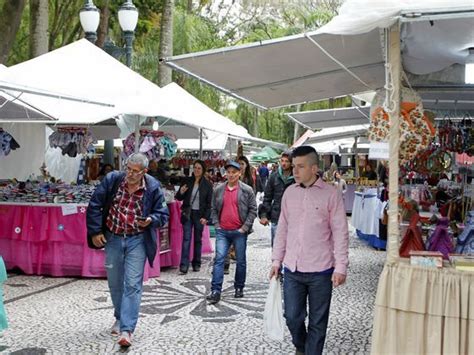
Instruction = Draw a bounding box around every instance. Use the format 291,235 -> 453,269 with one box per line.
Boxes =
305,124 -> 369,144
176,129 -> 228,151
288,106 -> 370,130
0,39 -> 158,124
164,0 -> 474,109
165,29 -> 384,109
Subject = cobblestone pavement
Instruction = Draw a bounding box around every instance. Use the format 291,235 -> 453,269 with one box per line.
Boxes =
1,221 -> 385,354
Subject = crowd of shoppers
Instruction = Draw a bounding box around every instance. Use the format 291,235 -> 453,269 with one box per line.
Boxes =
86,147 -> 349,354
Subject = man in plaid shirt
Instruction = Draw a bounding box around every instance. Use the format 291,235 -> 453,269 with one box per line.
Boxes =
87,153 -> 169,348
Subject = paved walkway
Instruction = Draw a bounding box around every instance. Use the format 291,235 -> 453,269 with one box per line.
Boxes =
1,222 -> 385,354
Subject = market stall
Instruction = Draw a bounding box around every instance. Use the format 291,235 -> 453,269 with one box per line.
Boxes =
164,1 -> 474,352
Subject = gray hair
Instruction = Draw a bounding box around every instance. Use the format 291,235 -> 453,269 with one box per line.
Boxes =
126,153 -> 149,169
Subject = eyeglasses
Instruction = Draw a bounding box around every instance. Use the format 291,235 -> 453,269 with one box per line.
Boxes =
125,166 -> 145,176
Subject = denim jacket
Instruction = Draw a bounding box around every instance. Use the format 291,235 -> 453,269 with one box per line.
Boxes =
211,180 -> 257,233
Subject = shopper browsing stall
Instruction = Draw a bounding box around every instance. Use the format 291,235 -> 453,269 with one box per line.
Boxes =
175,160 -> 213,274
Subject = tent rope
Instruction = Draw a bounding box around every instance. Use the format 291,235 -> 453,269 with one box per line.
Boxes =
304,33 -> 375,91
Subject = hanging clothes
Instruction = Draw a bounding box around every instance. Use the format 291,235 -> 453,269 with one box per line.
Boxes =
123,130 -> 177,160
0,129 -> 20,157
48,128 -> 96,158
456,211 -> 474,255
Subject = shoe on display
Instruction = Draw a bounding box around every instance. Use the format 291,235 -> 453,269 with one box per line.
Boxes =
234,288 -> 244,298
118,331 -> 132,347
206,291 -> 221,304
110,319 -> 120,336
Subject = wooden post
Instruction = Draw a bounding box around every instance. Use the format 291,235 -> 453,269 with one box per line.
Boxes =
387,24 -> 401,263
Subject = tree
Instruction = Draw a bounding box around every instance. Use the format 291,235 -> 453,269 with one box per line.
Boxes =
0,0 -> 27,64
29,0 -> 49,58
158,0 -> 174,86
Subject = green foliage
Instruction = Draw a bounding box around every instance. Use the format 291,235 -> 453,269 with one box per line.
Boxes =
3,0 -> 347,145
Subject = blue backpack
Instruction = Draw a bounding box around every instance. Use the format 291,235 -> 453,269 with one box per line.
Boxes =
456,211 -> 474,255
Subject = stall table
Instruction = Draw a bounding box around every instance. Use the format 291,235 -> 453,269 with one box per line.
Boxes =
0,201 -> 212,279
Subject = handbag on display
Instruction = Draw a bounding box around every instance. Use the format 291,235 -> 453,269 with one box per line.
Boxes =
455,211 -> 474,255
426,217 -> 453,259
399,214 -> 424,258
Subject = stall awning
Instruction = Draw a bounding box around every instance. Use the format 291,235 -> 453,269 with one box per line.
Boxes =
164,29 -> 385,109
287,106 -> 370,130
305,124 -> 368,144
164,1 -> 473,110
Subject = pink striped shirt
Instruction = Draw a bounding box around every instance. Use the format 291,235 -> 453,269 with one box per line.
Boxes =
271,178 -> 349,275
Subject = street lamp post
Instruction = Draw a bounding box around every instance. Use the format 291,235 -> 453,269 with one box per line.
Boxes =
80,0 -> 138,66
79,0 -> 139,161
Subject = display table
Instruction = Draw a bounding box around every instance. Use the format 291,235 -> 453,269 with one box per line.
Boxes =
351,190 -> 386,249
0,201 -> 212,279
371,260 -> 473,354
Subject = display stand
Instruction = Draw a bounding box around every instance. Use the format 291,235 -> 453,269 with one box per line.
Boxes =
0,201 -> 212,279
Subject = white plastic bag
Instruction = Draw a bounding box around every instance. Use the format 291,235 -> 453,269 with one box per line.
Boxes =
263,276 -> 285,341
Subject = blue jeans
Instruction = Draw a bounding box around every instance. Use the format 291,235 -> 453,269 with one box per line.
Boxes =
283,268 -> 333,355
104,231 -> 147,333
270,223 -> 278,248
211,229 -> 247,293
180,210 -> 204,270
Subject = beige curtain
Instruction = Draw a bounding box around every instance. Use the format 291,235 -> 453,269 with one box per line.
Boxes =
371,262 -> 474,354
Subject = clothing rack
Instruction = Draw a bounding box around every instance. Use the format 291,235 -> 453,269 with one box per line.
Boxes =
57,126 -> 88,133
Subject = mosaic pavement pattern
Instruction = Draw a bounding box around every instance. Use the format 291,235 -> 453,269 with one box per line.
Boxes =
1,221 -> 385,354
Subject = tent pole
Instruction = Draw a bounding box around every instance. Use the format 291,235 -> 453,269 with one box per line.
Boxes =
386,24 -> 401,263
199,128 -> 203,160
354,136 -> 359,177
134,116 -> 140,153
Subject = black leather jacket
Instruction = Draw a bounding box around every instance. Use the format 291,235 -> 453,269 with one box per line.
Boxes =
258,170 -> 294,224
175,176 -> 213,220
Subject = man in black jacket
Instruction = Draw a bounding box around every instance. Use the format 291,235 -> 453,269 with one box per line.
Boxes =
259,151 -> 294,247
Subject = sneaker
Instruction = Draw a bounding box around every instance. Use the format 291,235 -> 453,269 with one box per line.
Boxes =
179,267 -> 188,275
192,265 -> 201,272
110,320 -> 120,336
206,291 -> 221,305
118,331 -> 132,347
234,288 -> 244,298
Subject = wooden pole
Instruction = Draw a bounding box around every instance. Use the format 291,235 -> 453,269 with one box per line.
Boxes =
386,24 -> 401,263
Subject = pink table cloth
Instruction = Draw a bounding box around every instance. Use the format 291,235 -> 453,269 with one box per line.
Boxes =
0,201 -> 212,279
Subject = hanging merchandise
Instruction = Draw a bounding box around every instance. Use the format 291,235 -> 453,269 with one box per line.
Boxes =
170,151 -> 226,170
426,217 -> 453,260
455,211 -> 474,255
48,127 -> 96,158
368,87 -> 436,164
123,130 -> 177,160
0,128 -> 20,157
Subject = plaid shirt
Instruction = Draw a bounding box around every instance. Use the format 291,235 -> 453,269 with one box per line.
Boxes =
106,178 -> 146,235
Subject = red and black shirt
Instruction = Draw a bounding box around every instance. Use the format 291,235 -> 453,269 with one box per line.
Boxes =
106,178 -> 146,235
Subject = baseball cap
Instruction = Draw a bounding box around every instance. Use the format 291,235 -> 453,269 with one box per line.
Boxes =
225,161 -> 241,171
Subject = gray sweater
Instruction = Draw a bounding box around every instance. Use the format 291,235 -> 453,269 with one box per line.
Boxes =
211,181 -> 257,233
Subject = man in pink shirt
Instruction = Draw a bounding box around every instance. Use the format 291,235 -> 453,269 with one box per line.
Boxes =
269,146 -> 349,355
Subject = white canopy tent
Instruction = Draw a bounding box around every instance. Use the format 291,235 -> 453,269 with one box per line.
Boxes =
164,1 -> 473,110
287,106 -> 370,130
305,124 -> 369,144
